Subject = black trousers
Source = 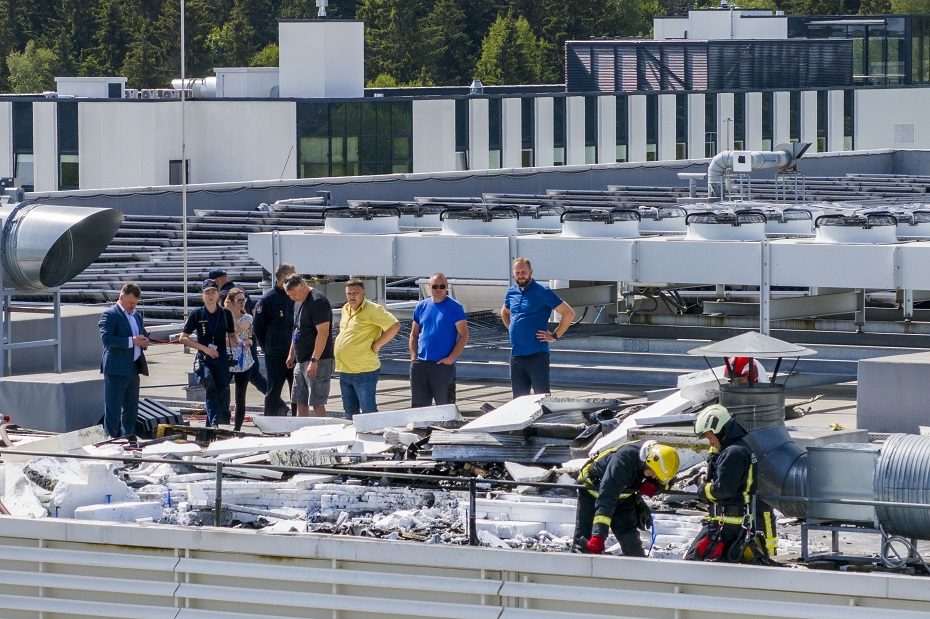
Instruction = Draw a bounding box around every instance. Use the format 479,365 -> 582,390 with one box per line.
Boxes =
263,354 -> 293,416
232,370 -> 250,431
410,360 -> 456,407
574,490 -> 644,557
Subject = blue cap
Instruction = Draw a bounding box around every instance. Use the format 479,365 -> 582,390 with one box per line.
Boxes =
208,268 -> 226,279
202,279 -> 218,291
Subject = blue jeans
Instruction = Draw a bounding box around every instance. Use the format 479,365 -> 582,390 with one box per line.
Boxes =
339,369 -> 379,418
510,352 -> 550,397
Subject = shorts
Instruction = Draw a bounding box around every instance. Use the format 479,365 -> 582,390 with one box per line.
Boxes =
293,357 -> 334,407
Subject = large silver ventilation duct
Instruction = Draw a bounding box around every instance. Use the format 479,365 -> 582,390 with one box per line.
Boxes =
706,143 -> 810,199
719,384 -> 808,517
723,384 -> 930,538
0,203 -> 123,291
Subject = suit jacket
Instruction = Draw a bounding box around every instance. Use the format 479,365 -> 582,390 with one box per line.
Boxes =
99,303 -> 150,376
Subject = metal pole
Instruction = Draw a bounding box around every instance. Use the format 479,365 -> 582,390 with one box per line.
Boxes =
214,460 -> 223,527
53,288 -> 62,372
760,240 -> 771,335
468,478 -> 478,546
181,0 -> 189,319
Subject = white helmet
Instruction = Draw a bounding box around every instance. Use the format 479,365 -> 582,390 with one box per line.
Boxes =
695,404 -> 731,435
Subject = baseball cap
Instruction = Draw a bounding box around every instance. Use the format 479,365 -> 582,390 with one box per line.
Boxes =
208,268 -> 226,279
202,279 -> 218,291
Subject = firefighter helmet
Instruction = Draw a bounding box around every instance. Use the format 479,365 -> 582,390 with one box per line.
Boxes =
641,441 -> 680,485
695,404 -> 732,436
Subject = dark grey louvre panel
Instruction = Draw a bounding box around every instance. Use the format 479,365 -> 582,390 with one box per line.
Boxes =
566,39 -> 852,92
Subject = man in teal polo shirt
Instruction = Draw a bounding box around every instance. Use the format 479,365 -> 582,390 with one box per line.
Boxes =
500,257 -> 575,397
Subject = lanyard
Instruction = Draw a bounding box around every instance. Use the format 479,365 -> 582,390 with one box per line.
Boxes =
204,308 -> 222,343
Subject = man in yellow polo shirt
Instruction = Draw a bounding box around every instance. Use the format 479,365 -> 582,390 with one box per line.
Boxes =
334,279 -> 401,418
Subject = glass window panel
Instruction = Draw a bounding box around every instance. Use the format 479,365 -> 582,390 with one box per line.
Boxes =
346,103 -> 361,135
346,136 -> 359,163
393,137 -> 410,159
299,136 -> 329,164
391,102 -> 411,135
14,153 -> 34,188
392,162 -> 411,174
521,98 -> 534,151
59,154 -> 79,190
489,149 -> 501,169
616,96 -> 628,162
553,146 -> 565,166
361,103 -> 377,134
57,102 -> 79,154
360,162 -> 378,175
377,134 -> 392,162
12,102 -> 33,152
378,104 -> 392,136
359,135 -> 377,162
584,145 -> 596,164
615,145 -> 627,163
522,149 -> 534,167
868,26 -> 886,83
330,136 -> 345,163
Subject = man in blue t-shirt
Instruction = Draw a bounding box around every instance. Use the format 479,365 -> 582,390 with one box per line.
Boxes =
408,272 -> 469,407
501,257 -> 576,397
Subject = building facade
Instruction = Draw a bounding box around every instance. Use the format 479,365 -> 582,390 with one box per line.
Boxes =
0,12 -> 928,193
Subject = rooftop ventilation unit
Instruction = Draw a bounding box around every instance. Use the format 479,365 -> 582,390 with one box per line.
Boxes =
322,206 -> 400,234
685,210 -> 767,241
511,204 -> 564,232
560,208 -> 640,238
440,206 -> 519,236
0,203 -> 122,290
814,212 -> 898,244
736,206 -> 814,236
893,208 -> 930,239
638,206 -> 687,235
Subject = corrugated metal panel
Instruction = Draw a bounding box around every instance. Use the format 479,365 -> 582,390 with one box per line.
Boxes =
593,47 -> 615,92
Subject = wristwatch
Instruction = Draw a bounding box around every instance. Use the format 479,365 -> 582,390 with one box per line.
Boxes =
309,357 -> 318,363
551,331 -> 560,340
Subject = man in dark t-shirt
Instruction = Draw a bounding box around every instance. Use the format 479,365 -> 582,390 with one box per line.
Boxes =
179,279 -> 237,426
284,275 -> 334,417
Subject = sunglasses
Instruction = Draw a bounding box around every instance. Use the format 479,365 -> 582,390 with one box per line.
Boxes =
431,284 -> 447,290
234,297 -> 246,303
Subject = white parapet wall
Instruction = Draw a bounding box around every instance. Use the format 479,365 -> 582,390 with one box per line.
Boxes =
0,516 -> 927,618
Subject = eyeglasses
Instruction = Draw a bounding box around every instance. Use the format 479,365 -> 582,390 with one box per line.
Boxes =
431,284 -> 447,290
234,297 -> 246,303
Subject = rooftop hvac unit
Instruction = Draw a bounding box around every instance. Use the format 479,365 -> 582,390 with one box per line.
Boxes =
894,209 -> 930,239
322,205 -> 400,234
511,204 -> 564,232
348,200 -> 444,231
638,206 -> 687,235
440,206 -> 519,236
814,212 -> 898,244
735,205 -> 814,236
560,208 -> 640,238
685,210 -> 767,241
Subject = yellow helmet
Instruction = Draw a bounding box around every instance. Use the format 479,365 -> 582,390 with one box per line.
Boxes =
642,442 -> 680,485
695,404 -> 731,435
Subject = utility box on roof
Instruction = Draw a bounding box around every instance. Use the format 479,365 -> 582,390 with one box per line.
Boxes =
807,443 -> 879,526
278,20 -> 364,99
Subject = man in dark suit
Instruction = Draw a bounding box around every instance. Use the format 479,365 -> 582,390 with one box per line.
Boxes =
99,283 -> 149,439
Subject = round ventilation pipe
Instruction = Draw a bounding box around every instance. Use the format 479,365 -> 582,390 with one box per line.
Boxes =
0,203 -> 122,291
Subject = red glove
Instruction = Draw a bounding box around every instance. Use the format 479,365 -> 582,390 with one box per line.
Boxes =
585,535 -> 606,555
639,478 -> 661,497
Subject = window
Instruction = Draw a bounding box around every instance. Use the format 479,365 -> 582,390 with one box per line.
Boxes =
584,95 -> 597,164
488,98 -> 502,169
521,97 -> 534,167
817,90 -> 828,152
645,95 -> 657,161
789,91 -> 800,143
455,99 -> 469,170
12,102 -> 33,189
844,89 -> 855,151
887,18 -> 906,85
733,93 -> 745,150
296,100 -> 412,179
108,82 -> 122,98
553,97 -> 566,166
675,94 -> 687,159
616,96 -> 628,163
762,92 -> 774,151
57,102 -> 79,190
169,159 -> 190,185
704,94 -> 717,157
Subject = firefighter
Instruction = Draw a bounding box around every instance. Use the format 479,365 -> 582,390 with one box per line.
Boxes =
685,404 -> 777,563
574,440 -> 680,557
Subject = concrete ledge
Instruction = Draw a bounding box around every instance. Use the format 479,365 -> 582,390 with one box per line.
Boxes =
858,351 -> 930,433
0,369 -> 102,431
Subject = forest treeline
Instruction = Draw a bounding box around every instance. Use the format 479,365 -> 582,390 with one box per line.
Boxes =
1,0 -> 927,92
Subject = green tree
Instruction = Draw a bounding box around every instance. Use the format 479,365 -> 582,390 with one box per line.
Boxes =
421,0 -> 473,85
357,0 -> 428,84
80,0 -> 131,76
474,13 -> 545,85
367,72 -> 399,87
890,0 -> 930,10
249,42 -> 279,66
7,40 -> 58,92
206,2 -> 258,68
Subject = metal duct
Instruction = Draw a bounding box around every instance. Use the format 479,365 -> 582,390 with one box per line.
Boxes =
0,203 -> 123,291
706,143 -> 809,199
719,384 -> 808,517
874,434 -> 930,539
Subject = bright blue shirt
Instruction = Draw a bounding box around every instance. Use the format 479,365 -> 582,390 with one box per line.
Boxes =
413,297 -> 467,361
504,280 -> 563,357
